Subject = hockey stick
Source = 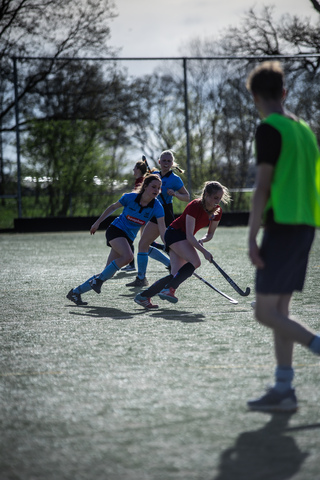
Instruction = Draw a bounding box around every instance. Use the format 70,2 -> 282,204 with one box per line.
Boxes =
193,272 -> 238,304
142,154 -> 152,173
210,258 -> 250,296
150,241 -> 238,304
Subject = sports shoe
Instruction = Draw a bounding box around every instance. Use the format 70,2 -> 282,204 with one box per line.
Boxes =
126,276 -> 149,287
134,292 -> 158,309
66,289 -> 88,306
121,264 -> 136,272
158,287 -> 178,304
247,387 -> 298,413
89,277 -> 103,294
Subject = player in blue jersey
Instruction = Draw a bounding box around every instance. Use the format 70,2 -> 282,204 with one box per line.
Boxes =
66,174 -> 165,305
126,150 -> 190,287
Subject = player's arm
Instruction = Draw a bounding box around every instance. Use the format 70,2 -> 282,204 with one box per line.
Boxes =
185,214 -> 212,262
156,216 -> 167,244
248,163 -> 274,268
90,201 -> 123,235
167,185 -> 190,203
198,219 -> 220,244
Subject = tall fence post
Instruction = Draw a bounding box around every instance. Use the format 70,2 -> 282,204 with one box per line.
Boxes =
183,58 -> 192,198
13,56 -> 22,218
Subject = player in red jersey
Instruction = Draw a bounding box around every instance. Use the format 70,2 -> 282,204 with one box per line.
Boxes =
134,181 -> 231,308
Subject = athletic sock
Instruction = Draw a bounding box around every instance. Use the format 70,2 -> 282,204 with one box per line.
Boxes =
137,252 -> 149,279
141,275 -> 173,298
273,366 -> 294,393
148,246 -> 170,267
165,262 -> 195,290
308,335 -> 320,355
74,275 -> 97,294
98,260 -> 119,282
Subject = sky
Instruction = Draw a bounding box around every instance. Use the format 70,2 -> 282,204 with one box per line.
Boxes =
110,0 -> 319,59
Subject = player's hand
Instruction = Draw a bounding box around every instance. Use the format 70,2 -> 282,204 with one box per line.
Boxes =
248,238 -> 265,269
203,250 -> 213,262
90,222 -> 99,235
167,189 -> 175,197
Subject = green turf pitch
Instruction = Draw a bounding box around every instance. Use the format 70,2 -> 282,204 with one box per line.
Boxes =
1,227 -> 319,480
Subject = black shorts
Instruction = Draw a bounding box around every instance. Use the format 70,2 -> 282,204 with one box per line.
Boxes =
150,203 -> 174,227
105,224 -> 133,248
164,226 -> 187,249
256,225 -> 315,294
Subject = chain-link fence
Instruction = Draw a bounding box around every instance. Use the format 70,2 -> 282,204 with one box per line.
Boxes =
1,53 -> 320,222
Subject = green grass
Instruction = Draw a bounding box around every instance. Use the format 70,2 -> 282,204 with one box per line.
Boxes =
1,227 -> 319,479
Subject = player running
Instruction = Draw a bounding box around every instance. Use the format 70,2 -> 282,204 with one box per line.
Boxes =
67,174 -> 165,305
126,150 -> 190,287
134,181 -> 231,308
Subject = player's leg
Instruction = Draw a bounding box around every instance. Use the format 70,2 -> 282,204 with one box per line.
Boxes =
90,237 -> 133,293
126,222 -> 160,287
158,241 -> 200,303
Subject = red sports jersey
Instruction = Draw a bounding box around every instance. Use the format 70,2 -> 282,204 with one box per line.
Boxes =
134,177 -> 144,188
171,199 -> 222,234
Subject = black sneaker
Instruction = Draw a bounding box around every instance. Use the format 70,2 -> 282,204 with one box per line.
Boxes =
247,387 -> 298,413
89,277 -> 103,294
126,276 -> 149,287
66,289 -> 88,306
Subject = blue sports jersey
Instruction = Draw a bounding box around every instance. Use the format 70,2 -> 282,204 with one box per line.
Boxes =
111,193 -> 164,241
153,170 -> 184,205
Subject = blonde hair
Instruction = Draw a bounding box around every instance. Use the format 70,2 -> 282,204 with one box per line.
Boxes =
159,150 -> 184,174
200,181 -> 231,205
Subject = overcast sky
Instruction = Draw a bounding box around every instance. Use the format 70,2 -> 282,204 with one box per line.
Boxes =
110,0 -> 319,58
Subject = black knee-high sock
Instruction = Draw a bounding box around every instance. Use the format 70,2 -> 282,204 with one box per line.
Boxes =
141,274 -> 173,298
165,262 -> 195,290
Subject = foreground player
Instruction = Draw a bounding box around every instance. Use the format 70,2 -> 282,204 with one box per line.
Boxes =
66,174 -> 165,305
247,61 -> 320,413
134,181 -> 231,308
126,150 -> 190,287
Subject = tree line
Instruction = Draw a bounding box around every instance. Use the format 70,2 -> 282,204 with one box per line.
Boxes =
1,1 -> 320,217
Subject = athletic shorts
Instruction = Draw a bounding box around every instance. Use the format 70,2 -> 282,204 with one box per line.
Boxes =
256,225 -> 315,294
105,224 -> 133,248
150,203 -> 174,226
164,226 -> 186,249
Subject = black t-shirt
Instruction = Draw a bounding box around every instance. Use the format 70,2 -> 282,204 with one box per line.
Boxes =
255,123 -> 281,166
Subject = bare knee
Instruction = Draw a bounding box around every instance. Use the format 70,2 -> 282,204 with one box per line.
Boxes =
193,259 -> 201,269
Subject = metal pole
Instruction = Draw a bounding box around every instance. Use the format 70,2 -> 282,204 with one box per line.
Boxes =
183,58 -> 192,198
13,56 -> 22,218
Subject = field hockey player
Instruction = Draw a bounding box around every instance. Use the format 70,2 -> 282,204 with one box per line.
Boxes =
126,150 -> 190,288
66,174 -> 165,305
134,180 -> 231,309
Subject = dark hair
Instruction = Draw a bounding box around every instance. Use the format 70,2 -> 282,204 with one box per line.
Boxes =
200,181 -> 231,205
246,61 -> 284,100
135,160 -> 147,176
137,173 -> 161,194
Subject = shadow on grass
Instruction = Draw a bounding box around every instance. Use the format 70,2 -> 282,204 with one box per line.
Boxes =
213,413 -> 311,480
66,305 -> 141,320
65,304 -> 205,322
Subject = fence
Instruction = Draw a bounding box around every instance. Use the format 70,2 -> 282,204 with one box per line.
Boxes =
2,53 -> 320,220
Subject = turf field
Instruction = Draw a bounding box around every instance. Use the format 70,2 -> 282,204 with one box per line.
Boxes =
1,227 -> 319,480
